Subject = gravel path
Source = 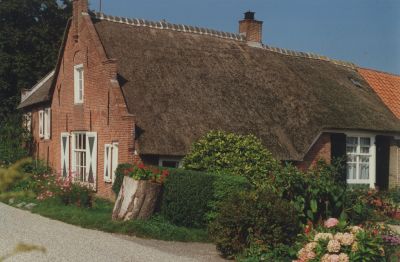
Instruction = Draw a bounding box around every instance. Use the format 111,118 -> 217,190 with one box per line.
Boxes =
0,203 -> 225,262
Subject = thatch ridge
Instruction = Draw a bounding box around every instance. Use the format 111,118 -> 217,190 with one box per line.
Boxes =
89,11 -> 356,70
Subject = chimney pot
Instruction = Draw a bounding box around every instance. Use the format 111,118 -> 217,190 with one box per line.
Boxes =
244,11 -> 255,20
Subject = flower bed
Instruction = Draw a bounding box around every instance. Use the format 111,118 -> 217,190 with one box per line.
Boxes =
294,218 -> 400,262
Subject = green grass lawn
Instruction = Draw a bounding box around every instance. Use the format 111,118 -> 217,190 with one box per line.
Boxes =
5,196 -> 209,243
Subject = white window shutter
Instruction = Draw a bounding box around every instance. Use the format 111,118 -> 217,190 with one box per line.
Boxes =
39,110 -> 44,138
61,133 -> 70,178
44,108 -> 51,139
86,132 -> 97,187
104,144 -> 112,182
112,143 -> 119,183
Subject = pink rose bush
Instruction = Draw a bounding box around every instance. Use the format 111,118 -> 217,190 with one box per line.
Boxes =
293,218 -> 389,262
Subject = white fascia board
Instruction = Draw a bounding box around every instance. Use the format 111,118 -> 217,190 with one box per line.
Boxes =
21,70 -> 55,102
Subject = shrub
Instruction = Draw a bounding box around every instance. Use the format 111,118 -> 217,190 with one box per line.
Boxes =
161,168 -> 250,228
56,180 -> 94,208
293,218 -> 393,262
238,243 -> 296,262
182,131 -> 279,185
0,158 -> 34,199
268,161 -> 348,224
209,189 -> 301,258
0,115 -> 31,166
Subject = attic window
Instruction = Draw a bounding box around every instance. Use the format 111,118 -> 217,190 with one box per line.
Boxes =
349,77 -> 363,88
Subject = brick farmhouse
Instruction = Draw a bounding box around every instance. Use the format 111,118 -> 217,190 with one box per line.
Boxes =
18,0 -> 400,199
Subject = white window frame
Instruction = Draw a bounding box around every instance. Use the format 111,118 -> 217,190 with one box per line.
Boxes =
74,64 -> 84,104
345,133 -> 376,188
104,144 -> 112,183
72,132 -> 87,183
158,157 -> 182,168
104,142 -> 119,183
112,142 -> 119,183
44,108 -> 51,139
39,110 -> 44,138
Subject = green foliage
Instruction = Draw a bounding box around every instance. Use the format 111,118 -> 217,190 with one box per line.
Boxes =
57,182 -> 94,208
294,220 -> 389,262
8,196 -> 208,242
183,131 -> 279,185
0,0 -> 71,160
0,114 -> 31,165
112,163 -> 134,196
341,188 -> 375,224
237,243 -> 296,262
266,161 -> 348,224
209,190 -> 301,258
0,0 -> 71,113
161,168 -> 250,228
0,158 -> 32,192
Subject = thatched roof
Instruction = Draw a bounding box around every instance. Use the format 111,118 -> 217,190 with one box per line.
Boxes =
18,71 -> 54,109
91,13 -> 400,161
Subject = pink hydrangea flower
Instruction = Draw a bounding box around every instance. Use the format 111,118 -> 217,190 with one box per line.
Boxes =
324,218 -> 339,228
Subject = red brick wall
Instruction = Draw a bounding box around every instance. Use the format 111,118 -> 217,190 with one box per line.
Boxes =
239,19 -> 263,43
30,8 -> 135,200
296,133 -> 331,171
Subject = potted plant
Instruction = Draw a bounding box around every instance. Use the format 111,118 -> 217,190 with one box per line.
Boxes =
112,163 -> 169,221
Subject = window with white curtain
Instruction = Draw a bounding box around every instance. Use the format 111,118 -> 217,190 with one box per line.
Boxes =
346,136 -> 375,186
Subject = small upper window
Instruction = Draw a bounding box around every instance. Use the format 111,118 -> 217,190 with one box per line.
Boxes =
74,64 -> 84,104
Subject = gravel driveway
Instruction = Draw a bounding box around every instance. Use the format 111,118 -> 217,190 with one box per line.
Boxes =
0,203 -> 225,262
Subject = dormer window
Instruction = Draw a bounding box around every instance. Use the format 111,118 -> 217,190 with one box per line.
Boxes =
74,64 -> 84,104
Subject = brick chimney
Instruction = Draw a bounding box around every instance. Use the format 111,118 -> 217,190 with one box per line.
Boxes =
239,11 -> 263,43
72,0 -> 89,41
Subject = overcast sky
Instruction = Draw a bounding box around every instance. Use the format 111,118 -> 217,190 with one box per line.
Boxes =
90,0 -> 400,75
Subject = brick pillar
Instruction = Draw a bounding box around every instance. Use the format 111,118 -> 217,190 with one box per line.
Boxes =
239,11 -> 263,43
72,0 -> 89,41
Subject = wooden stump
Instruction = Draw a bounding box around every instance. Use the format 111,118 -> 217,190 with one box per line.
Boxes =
112,176 -> 162,221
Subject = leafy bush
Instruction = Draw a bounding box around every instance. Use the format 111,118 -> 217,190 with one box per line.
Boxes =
238,243 -> 296,262
57,181 -> 94,208
0,158 -> 34,199
294,218 -> 391,262
209,189 -> 301,258
0,115 -> 31,166
182,131 -> 279,185
267,161 -> 348,224
161,168 -> 250,228
342,188 -> 376,224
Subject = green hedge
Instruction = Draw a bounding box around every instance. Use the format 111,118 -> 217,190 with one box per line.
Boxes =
161,168 -> 251,228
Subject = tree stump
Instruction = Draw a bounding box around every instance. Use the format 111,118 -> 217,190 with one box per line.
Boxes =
112,176 -> 162,221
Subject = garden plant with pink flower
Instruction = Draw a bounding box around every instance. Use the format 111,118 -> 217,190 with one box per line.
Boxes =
294,218 -> 393,262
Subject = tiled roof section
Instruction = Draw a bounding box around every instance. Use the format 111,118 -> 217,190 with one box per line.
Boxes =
89,12 -> 356,70
358,68 -> 400,119
18,70 -> 54,109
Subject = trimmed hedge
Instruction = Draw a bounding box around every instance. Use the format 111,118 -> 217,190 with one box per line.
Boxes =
161,168 -> 251,228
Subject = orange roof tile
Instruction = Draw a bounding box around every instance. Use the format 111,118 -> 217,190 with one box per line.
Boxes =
358,68 -> 400,119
